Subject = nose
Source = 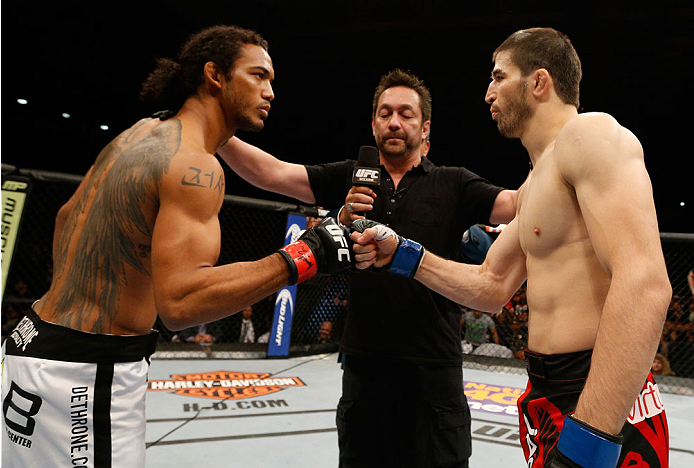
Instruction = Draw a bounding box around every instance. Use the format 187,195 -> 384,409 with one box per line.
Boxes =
263,82 -> 275,102
387,113 -> 402,130
485,82 -> 496,105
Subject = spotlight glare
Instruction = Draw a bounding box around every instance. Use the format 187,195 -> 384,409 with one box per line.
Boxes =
17,99 -> 28,105
62,113 -> 71,119
100,125 -> 109,131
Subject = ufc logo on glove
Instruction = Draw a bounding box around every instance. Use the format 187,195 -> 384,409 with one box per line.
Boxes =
325,224 -> 350,262
279,217 -> 352,285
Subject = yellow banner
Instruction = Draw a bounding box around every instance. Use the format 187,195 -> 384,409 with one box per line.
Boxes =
2,177 -> 31,302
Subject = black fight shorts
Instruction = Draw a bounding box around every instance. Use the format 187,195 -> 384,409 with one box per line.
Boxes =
517,349 -> 669,468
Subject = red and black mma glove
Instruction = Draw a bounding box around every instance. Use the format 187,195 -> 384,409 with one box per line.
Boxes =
546,414 -> 624,468
278,217 -> 353,285
351,219 -> 425,278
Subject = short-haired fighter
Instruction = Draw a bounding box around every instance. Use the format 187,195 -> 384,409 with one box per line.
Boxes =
352,27 -> 671,468
2,25 -> 351,468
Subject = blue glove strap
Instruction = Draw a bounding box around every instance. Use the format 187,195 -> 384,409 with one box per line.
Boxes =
557,415 -> 622,468
389,238 -> 424,277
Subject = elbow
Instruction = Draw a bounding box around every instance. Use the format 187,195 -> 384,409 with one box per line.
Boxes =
630,270 -> 672,325
477,297 -> 510,314
155,297 -> 199,331
475,270 -> 517,313
157,309 -> 189,332
653,278 -> 673,323
159,316 -> 188,332
463,288 -> 510,314
489,190 -> 517,225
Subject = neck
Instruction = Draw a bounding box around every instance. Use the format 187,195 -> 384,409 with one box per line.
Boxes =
380,147 -> 422,179
520,104 -> 578,166
176,94 -> 237,154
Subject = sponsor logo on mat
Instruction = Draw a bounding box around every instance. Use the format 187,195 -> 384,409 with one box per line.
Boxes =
464,380 -> 524,416
148,371 -> 306,400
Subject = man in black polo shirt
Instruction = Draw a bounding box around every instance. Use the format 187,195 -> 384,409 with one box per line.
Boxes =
219,68 -> 517,467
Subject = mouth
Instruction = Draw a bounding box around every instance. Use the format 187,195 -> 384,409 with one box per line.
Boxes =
258,105 -> 271,119
383,134 -> 405,143
490,108 -> 499,120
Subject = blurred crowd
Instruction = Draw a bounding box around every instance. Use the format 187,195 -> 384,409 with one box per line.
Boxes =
2,223 -> 693,381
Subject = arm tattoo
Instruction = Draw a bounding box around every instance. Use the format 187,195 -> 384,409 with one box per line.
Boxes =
181,167 -> 225,193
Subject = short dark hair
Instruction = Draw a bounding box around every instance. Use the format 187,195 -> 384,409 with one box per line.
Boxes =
140,25 -> 268,112
493,27 -> 582,107
372,69 -> 432,123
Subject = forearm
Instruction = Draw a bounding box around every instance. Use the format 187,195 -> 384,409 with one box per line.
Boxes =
352,217 -> 526,309
158,254 -> 289,330
159,215 -> 352,330
217,137 -> 315,203
415,219 -> 526,311
415,253 -> 512,312
574,273 -> 671,434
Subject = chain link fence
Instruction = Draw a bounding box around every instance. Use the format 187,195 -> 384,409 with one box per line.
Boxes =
2,165 -> 693,394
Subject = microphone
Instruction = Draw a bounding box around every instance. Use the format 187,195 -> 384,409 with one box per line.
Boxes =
351,146 -> 380,216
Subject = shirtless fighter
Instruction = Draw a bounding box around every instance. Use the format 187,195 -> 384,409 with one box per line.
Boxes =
351,28 -> 671,468
2,25 -> 351,468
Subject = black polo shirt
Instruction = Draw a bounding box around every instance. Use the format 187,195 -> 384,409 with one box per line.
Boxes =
305,156 -> 504,366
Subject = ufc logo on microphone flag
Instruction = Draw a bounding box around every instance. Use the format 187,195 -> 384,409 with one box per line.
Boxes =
355,168 -> 379,180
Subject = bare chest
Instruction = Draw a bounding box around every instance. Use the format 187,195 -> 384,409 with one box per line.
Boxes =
517,162 -> 587,258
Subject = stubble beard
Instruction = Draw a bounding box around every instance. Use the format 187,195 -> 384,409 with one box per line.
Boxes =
376,133 -> 420,159
224,87 -> 265,133
234,105 -> 265,133
497,83 -> 531,138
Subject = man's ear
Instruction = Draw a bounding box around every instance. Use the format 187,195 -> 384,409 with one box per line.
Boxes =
531,68 -> 552,100
422,120 -> 431,141
203,61 -> 224,91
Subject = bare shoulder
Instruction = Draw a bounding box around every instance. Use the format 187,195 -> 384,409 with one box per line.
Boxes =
167,143 -> 225,186
555,112 -> 643,183
159,141 -> 226,215
558,112 -> 639,147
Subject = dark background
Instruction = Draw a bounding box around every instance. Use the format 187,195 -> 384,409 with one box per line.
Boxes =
3,0 -> 692,232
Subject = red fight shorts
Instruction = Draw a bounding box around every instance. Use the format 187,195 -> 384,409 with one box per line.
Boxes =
517,349 -> 668,468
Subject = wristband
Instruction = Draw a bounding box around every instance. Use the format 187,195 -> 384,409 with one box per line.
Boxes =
389,238 -> 425,278
279,241 -> 317,285
557,414 -> 623,468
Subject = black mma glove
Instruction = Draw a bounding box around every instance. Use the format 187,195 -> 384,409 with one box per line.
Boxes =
351,219 -> 425,278
546,414 -> 623,468
278,217 -> 352,285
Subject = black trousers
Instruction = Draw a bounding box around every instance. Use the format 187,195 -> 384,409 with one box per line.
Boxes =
336,355 -> 471,468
